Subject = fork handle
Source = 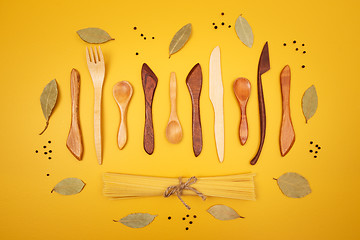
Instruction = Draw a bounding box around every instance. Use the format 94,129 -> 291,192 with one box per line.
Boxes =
94,86 -> 102,164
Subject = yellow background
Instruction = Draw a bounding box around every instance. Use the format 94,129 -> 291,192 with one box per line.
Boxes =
1,0 -> 359,239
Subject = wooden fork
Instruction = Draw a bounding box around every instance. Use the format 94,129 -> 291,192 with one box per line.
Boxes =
86,46 -> 105,165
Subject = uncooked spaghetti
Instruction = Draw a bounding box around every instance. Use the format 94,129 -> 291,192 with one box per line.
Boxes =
103,173 -> 256,204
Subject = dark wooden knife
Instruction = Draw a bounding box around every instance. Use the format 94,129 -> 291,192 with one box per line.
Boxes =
186,63 -> 203,157
250,42 -> 270,165
66,68 -> 83,160
141,63 -> 158,155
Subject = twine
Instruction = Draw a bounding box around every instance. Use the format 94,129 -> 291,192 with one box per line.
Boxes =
164,176 -> 206,210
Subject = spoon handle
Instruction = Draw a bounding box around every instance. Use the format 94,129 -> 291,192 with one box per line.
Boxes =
66,69 -> 83,160
169,72 -> 177,121
280,65 -> 295,156
239,104 -> 248,145
118,106 -> 127,149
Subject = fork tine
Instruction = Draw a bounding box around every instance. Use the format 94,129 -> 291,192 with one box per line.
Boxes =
94,46 -> 99,63
86,47 -> 91,63
89,46 -> 95,63
98,46 -> 104,62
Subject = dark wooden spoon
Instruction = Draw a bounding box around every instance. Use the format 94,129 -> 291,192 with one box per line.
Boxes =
186,63 -> 203,157
141,63 -> 158,155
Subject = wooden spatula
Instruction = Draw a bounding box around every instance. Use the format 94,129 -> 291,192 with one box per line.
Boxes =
280,65 -> 295,156
186,63 -> 203,157
141,63 -> 158,155
66,69 -> 83,160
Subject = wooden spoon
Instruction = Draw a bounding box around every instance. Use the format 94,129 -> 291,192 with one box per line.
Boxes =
141,63 -> 158,155
66,69 -> 83,160
166,72 -> 183,144
113,81 -> 133,150
233,78 -> 251,145
186,63 -> 203,157
280,65 -> 295,156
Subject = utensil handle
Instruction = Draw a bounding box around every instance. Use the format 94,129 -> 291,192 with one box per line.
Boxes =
66,69 -> 83,160
118,108 -> 127,149
144,101 -> 154,155
94,86 -> 102,164
213,103 -> 224,162
169,72 -> 177,120
239,105 -> 248,145
250,75 -> 266,165
192,98 -> 202,157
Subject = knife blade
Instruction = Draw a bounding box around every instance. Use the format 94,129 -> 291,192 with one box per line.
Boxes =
250,42 -> 270,165
209,46 -> 224,163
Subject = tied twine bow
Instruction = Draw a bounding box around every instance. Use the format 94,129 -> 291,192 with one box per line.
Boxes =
164,176 -> 206,210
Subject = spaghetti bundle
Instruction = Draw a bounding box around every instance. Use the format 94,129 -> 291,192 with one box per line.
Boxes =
103,173 -> 256,203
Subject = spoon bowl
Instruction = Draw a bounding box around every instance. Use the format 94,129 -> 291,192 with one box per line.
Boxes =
166,120 -> 183,144
234,78 -> 251,103
113,81 -> 133,149
113,81 -> 132,106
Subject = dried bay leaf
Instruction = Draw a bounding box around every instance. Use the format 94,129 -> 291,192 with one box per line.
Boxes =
235,14 -> 254,48
207,205 -> 244,221
77,28 -> 114,44
169,23 -> 192,58
302,85 -> 318,123
39,79 -> 58,135
276,172 -> 311,198
51,178 -> 85,195
114,213 -> 157,228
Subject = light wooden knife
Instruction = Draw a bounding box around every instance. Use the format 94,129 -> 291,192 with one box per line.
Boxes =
209,46 -> 224,163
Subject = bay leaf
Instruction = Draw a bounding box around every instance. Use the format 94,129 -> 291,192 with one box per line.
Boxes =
235,15 -> 254,48
114,213 -> 157,228
207,205 -> 244,221
51,178 -> 85,195
302,85 -> 318,123
276,172 -> 311,198
169,23 -> 192,58
39,79 -> 58,135
76,28 -> 114,44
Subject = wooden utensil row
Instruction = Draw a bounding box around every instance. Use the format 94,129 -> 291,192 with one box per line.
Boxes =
66,45 -> 295,165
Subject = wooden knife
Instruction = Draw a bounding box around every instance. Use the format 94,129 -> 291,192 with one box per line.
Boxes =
66,68 -> 83,160
250,42 -> 270,165
280,65 -> 295,156
209,46 -> 224,163
186,63 -> 203,157
141,63 -> 158,155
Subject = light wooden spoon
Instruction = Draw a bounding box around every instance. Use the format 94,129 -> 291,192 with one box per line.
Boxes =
166,72 -> 183,144
234,78 -> 251,145
113,81 -> 133,149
